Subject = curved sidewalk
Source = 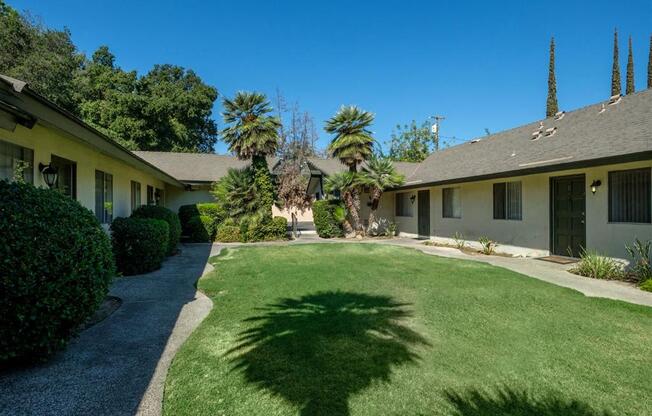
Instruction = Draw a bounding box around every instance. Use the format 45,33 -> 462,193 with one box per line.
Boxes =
0,244 -> 217,416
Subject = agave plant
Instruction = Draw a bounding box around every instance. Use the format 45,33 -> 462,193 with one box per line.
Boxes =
359,157 -> 404,234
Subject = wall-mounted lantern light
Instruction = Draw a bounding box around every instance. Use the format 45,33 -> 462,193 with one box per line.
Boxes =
410,194 -> 416,204
38,163 -> 58,188
590,179 -> 602,194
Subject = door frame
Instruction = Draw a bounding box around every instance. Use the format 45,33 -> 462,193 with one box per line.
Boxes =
417,190 -> 430,239
549,174 -> 586,257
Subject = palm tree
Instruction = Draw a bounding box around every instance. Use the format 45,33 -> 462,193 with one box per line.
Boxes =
324,106 -> 375,234
211,167 -> 258,219
359,158 -> 405,235
324,171 -> 357,235
221,92 -> 281,216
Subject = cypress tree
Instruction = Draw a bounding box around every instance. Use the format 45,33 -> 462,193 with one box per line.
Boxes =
648,35 -> 652,89
626,36 -> 635,94
546,37 -> 558,117
611,29 -> 621,96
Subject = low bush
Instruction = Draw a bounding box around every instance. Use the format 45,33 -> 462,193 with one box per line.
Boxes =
111,217 -> 169,276
569,249 -> 625,280
453,232 -> 466,249
625,238 -> 652,283
313,200 -> 344,238
242,215 -> 288,242
179,203 -> 224,235
132,205 -> 181,255
186,215 -> 217,242
640,279 -> 652,292
216,224 -> 241,242
0,181 -> 114,363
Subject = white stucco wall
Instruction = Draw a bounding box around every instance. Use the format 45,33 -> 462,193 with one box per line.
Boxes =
382,160 -> 652,259
2,123 -> 168,221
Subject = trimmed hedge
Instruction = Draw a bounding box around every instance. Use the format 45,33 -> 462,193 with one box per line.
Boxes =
313,200 -> 344,238
132,205 -> 180,255
216,224 -> 241,242
187,215 -> 217,242
178,203 -> 224,235
245,216 -> 288,242
111,217 -> 169,276
0,181 -> 114,363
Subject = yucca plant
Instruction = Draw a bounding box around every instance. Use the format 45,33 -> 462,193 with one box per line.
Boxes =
625,238 -> 652,283
569,249 -> 625,280
478,236 -> 496,255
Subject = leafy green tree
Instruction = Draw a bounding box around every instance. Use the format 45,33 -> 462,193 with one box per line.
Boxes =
611,29 -> 621,96
323,171 -> 357,235
221,92 -> 281,217
359,157 -> 405,235
387,120 -> 432,162
546,37 -> 559,117
0,1 -> 82,111
626,36 -> 635,94
325,106 -> 375,234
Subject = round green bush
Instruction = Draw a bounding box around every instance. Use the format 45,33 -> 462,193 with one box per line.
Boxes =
132,205 -> 181,255
187,215 -> 217,242
216,224 -> 241,242
111,217 -> 169,276
313,200 -> 344,238
0,181 -> 114,363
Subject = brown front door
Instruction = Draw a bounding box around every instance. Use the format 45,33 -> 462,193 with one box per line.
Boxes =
417,190 -> 430,238
551,175 -> 586,257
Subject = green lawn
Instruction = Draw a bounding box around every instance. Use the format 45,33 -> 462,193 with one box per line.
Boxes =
164,244 -> 652,416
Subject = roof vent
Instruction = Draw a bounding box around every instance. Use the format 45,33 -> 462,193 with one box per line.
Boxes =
608,94 -> 622,105
544,127 -> 557,137
531,122 -> 544,140
598,103 -> 606,114
471,139 -> 481,143
554,111 -> 565,120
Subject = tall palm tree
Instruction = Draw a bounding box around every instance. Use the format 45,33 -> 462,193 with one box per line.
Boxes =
324,171 -> 357,235
359,158 -> 405,235
221,92 -> 281,216
324,106 -> 375,234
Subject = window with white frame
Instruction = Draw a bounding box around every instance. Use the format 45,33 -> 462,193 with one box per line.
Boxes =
493,181 -> 522,220
131,180 -> 141,213
442,187 -> 461,218
95,170 -> 113,224
608,168 -> 651,223
0,139 -> 33,183
395,192 -> 413,217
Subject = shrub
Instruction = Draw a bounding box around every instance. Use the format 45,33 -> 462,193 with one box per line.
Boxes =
640,279 -> 652,292
187,215 -> 217,242
178,203 -> 224,235
216,224 -> 241,242
0,181 -> 114,363
111,217 -> 169,276
478,236 -> 496,255
242,214 -> 288,242
132,205 -> 181,255
453,232 -> 466,249
625,238 -> 652,283
313,200 -> 344,238
569,249 -> 625,280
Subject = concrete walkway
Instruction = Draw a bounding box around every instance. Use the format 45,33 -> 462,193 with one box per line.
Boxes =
0,244 -> 217,416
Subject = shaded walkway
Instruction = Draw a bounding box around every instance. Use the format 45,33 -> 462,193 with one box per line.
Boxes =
0,244 -> 216,416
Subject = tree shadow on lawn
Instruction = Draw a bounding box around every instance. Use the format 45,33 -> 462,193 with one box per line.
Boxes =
445,386 -> 615,416
227,291 -> 430,416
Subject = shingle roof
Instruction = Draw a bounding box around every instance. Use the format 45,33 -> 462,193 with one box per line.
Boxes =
402,89 -> 652,188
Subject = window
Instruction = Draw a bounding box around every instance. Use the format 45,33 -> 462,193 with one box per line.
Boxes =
395,192 -> 413,217
442,187 -> 461,218
95,170 -> 113,224
493,181 -> 522,220
608,168 -> 651,223
50,155 -> 76,199
147,185 -> 154,205
131,181 -> 141,213
155,187 -> 164,206
0,139 -> 33,183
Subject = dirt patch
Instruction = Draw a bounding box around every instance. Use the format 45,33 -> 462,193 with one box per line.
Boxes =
421,241 -> 515,257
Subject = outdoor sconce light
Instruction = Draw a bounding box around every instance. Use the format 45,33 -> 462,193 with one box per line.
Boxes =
410,194 -> 416,204
38,163 -> 58,188
590,179 -> 602,194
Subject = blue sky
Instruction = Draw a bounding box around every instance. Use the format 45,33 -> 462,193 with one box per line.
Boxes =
10,0 -> 652,154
